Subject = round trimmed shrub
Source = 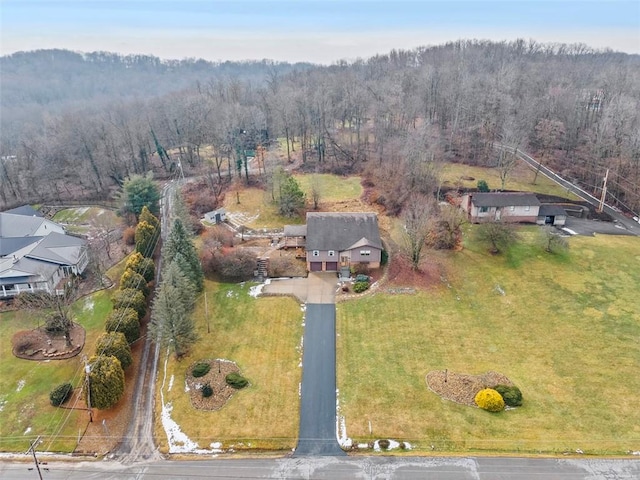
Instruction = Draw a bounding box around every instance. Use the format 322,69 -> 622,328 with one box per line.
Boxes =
225,372 -> 248,389
494,384 -> 523,407
353,281 -> 370,294
111,288 -> 146,320
50,383 -> 73,406
202,384 -> 213,398
192,362 -> 211,378
474,388 -> 505,412
378,439 -> 391,450
105,307 -> 140,344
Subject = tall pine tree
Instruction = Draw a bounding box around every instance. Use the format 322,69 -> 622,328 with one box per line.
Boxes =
162,219 -> 204,292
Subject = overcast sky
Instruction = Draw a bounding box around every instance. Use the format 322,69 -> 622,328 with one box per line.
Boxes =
1,0 -> 639,63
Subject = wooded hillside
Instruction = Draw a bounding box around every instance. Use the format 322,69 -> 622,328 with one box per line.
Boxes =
1,41 -> 638,214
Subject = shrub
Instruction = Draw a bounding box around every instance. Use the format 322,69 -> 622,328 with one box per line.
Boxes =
477,179 -> 490,192
192,362 -> 211,378
378,439 -> 391,450
123,226 -> 136,245
95,332 -> 133,369
474,388 -> 505,412
494,384 -> 523,407
208,249 -> 257,281
111,288 -> 146,319
104,307 -> 140,344
202,384 -> 213,398
353,281 -> 370,294
225,372 -> 248,389
49,383 -> 73,406
380,249 -> 389,265
120,268 -> 150,297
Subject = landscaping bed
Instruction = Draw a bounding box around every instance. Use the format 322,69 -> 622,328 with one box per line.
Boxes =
426,370 -> 513,407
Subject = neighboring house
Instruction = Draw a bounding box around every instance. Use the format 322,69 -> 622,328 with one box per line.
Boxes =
461,192 -> 541,223
537,205 -> 567,226
286,212 -> 382,273
0,207 -> 88,298
204,208 -> 226,224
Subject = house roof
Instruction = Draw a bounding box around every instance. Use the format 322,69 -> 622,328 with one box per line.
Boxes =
26,232 -> 87,266
0,256 -> 58,282
0,236 -> 41,257
470,193 -> 541,207
0,212 -> 63,238
284,224 -> 307,237
4,205 -> 43,217
306,212 -> 382,251
539,204 -> 567,216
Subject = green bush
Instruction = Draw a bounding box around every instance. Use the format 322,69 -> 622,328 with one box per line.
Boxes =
225,372 -> 249,389
381,249 -> 389,265
494,384 -> 523,407
353,281 -> 370,293
49,383 -> 73,407
474,388 -> 505,412
104,308 -> 140,344
477,179 -> 490,192
202,384 -> 213,398
377,439 -> 391,450
192,362 -> 211,378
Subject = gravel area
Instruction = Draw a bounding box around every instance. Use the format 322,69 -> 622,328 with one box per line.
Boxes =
426,370 -> 514,406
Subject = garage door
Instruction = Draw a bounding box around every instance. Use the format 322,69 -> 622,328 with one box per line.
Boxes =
310,262 -> 323,272
325,262 -> 338,271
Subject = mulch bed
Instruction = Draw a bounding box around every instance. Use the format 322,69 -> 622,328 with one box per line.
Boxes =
426,370 -> 514,407
12,323 -> 86,361
185,359 -> 245,411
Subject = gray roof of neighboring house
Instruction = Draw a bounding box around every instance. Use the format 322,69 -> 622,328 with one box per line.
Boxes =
26,232 -> 86,266
0,256 -> 58,282
539,204 -> 568,216
306,212 -> 382,251
0,212 -> 61,238
4,205 -> 43,217
283,224 -> 307,237
0,236 -> 41,257
469,193 -> 541,207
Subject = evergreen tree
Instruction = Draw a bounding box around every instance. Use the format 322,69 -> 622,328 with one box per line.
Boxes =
111,289 -> 146,320
134,220 -> 159,258
119,173 -> 161,217
163,219 -> 204,292
277,174 -> 306,217
85,355 -> 125,410
105,307 -> 141,344
95,332 -> 133,369
125,251 -> 155,282
120,268 -> 150,297
139,205 -> 160,231
149,273 -> 198,359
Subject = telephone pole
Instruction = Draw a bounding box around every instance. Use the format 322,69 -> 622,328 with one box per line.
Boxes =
83,356 -> 93,422
598,169 -> 609,213
27,436 -> 44,480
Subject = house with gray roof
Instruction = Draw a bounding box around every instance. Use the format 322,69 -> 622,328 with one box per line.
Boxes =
0,206 -> 88,298
461,192 -> 541,223
286,212 -> 382,273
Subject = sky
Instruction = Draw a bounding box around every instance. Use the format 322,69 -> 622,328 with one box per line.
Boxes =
1,0 -> 639,63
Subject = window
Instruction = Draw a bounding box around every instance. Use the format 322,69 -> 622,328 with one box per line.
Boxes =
360,250 -> 371,256
479,206 -> 489,213
328,250 -> 335,257
312,250 -> 320,257
509,206 -> 515,211
525,205 -> 530,211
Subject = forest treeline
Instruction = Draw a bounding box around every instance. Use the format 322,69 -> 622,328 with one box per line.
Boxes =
1,40 -> 639,214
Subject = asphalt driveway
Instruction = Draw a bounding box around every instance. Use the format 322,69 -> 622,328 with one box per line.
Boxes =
563,217 -> 638,236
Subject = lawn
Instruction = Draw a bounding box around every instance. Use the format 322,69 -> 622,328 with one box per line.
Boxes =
294,174 -> 363,204
0,290 -> 114,452
52,207 -> 120,235
154,280 -> 303,452
337,232 -> 640,455
442,162 -> 581,200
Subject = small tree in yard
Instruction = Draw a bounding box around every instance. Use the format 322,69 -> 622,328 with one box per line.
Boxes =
477,179 -> 490,192
95,332 -> 133,369
134,220 -> 159,258
85,355 -> 125,410
310,174 -> 322,210
401,194 -> 435,270
539,226 -> 569,254
111,289 -> 146,320
476,220 -> 519,254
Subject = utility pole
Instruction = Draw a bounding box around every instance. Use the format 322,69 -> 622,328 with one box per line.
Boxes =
598,169 -> 609,213
83,356 -> 93,422
27,436 -> 44,480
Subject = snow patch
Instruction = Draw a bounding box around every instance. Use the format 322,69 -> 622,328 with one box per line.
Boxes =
225,290 -> 239,298
16,380 -> 25,392
23,427 -> 32,435
168,375 -> 174,392
0,397 -> 7,412
84,298 -> 94,312
184,380 -> 190,393
561,227 -> 577,235
336,389 -> 352,448
248,279 -> 271,298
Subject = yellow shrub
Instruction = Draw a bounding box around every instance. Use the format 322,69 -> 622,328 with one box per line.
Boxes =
474,388 -> 505,412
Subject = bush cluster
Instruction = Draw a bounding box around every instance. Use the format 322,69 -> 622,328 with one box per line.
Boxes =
353,281 -> 370,294
192,362 -> 211,378
49,383 -> 73,407
474,388 -> 505,412
225,372 -> 249,389
494,384 -> 523,407
377,439 -> 391,450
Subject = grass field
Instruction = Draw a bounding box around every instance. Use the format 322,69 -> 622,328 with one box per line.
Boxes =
0,290 -> 114,452
337,232 -> 640,454
442,162 -> 581,200
153,280 -> 303,452
294,174 -> 363,204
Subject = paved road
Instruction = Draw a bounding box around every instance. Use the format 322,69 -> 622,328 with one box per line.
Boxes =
295,303 -> 345,456
496,144 -> 640,236
3,455 -> 640,479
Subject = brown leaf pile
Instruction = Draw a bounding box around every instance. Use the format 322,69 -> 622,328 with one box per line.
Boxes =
186,359 -> 244,411
426,370 -> 513,406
